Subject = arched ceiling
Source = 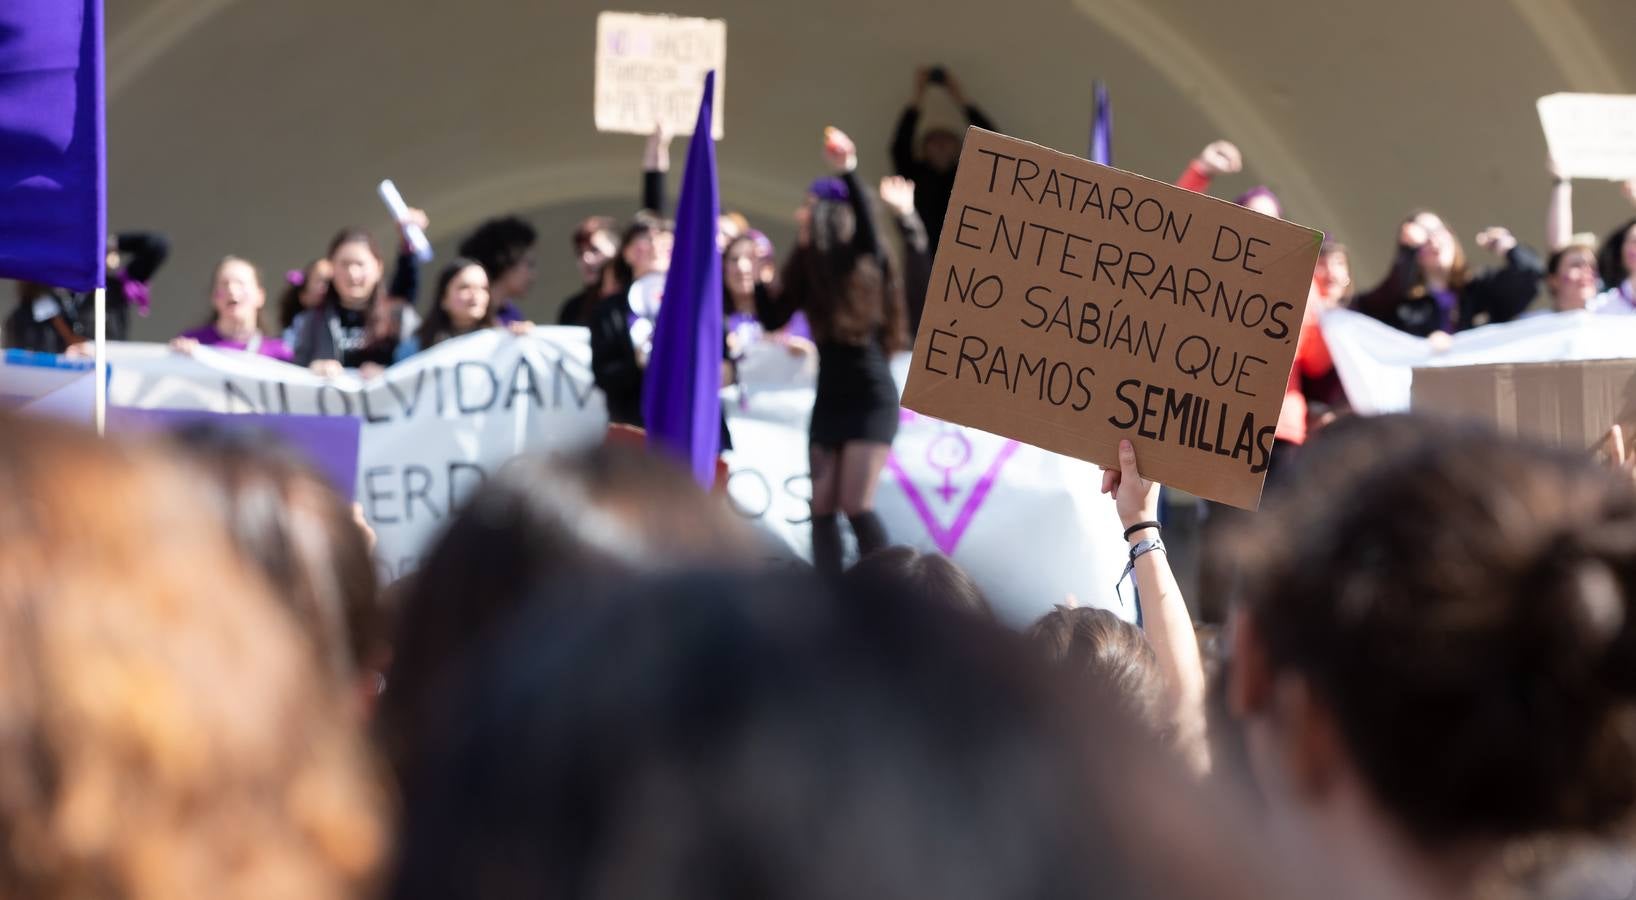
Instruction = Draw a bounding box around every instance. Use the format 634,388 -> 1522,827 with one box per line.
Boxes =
103,0 -> 1635,339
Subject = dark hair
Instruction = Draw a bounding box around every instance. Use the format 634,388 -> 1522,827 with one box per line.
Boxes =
1402,208 -> 1470,295
171,422 -> 382,685
412,258 -> 494,351
844,546 -> 992,617
611,210 -> 672,288
1548,240 -> 1600,279
376,443 -> 752,781
1027,605 -> 1166,737
278,257 -> 325,331
458,215 -> 538,285
1598,217 -> 1635,288
322,227 -> 402,345
1232,415 -> 1636,846
721,233 -> 761,315
388,569 -> 1320,900
572,215 -> 617,252
780,197 -> 909,352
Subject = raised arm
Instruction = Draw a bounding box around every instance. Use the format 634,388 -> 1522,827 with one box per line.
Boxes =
1546,160 -> 1573,252
881,176 -> 932,330
642,125 -> 671,215
1101,439 -> 1208,775
1353,222 -> 1424,322
891,70 -> 927,175
1175,141 -> 1241,194
823,127 -> 881,257
386,207 -> 428,306
943,71 -> 994,132
1468,227 -> 1545,323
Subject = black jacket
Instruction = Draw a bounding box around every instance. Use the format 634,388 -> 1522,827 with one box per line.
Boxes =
590,289 -> 645,427
890,104 -> 994,251
589,286 -> 733,449
1354,243 -> 1544,337
2,232 -> 168,352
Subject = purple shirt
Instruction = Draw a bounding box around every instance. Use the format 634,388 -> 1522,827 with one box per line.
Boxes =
1429,288 -> 1459,333
179,324 -> 293,362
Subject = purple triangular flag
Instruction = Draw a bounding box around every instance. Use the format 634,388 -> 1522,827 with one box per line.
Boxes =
642,71 -> 723,487
1090,80 -> 1112,166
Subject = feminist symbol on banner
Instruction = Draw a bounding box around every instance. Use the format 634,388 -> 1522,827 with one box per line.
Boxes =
887,409 -> 1020,555
926,429 -> 972,501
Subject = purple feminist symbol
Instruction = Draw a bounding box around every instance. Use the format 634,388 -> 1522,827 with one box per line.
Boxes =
887,410 -> 1022,556
925,428 -> 973,502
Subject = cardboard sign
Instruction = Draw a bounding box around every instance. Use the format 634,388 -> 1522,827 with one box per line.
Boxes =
594,12 -> 725,140
1538,93 -> 1636,181
900,128 -> 1322,509
1411,359 -> 1636,452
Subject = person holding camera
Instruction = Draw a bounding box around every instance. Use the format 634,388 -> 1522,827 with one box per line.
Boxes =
890,66 -> 997,253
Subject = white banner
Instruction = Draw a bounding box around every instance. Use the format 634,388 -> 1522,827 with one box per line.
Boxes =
1322,309 -> 1636,414
94,329 -> 1128,626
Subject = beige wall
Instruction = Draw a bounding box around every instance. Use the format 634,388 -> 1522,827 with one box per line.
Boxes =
95,0 -> 1636,340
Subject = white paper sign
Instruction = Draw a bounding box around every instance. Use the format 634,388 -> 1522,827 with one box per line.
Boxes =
1538,93 -> 1636,181
595,12 -> 726,140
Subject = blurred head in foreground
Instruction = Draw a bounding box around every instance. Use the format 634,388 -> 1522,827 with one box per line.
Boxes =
170,422 -> 384,704
377,443 -> 754,780
1228,415 -> 1636,892
843,545 -> 992,618
390,570 -> 1362,900
0,414 -> 385,899
1027,605 -> 1167,740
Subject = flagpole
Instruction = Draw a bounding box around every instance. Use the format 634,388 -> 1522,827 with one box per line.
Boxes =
93,287 -> 106,435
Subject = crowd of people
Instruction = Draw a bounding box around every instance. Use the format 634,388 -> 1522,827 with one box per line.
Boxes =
7,67 -> 1636,563
5,63 -> 1636,897
8,395 -> 1636,898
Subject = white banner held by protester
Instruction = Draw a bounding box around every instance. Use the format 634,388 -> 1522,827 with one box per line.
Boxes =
595,12 -> 726,140
1537,93 -> 1636,181
96,329 -> 1128,625
1321,308 -> 1636,414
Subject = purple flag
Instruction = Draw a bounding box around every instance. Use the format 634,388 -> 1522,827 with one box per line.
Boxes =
1090,80 -> 1112,166
0,0 -> 107,291
642,71 -> 722,487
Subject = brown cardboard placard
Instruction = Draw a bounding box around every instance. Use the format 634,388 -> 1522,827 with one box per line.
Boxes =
901,128 -> 1322,510
1411,359 -> 1636,452
594,12 -> 726,140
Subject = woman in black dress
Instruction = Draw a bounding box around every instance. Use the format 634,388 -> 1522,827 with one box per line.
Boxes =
763,127 -> 909,575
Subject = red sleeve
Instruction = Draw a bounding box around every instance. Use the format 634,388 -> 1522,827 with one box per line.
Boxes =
1296,311 -> 1332,379
1174,160 -> 1212,194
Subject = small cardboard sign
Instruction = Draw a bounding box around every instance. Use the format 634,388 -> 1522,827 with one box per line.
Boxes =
1411,359 -> 1636,453
1538,93 -> 1636,181
594,12 -> 726,140
900,128 -> 1322,510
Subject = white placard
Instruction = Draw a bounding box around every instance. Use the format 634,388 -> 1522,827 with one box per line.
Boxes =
595,12 -> 726,140
1538,93 -> 1636,181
